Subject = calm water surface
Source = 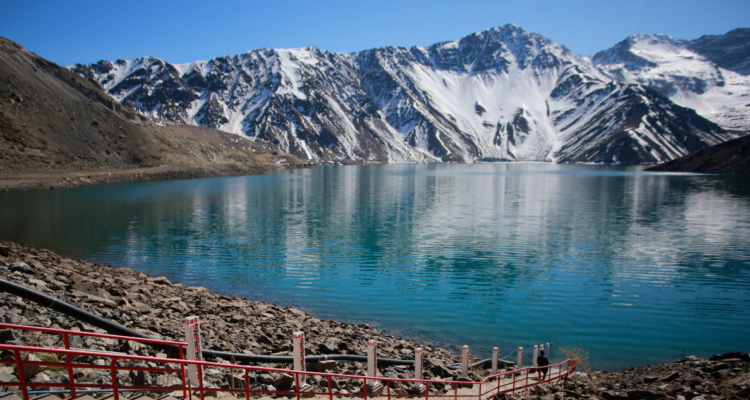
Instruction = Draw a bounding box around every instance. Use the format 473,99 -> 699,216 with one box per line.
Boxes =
1,163 -> 749,369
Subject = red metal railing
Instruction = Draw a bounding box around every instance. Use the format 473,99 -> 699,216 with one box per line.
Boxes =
0,323 -> 575,400
0,322 -> 188,398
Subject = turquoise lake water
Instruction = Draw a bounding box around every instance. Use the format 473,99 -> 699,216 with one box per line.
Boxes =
0,163 -> 749,370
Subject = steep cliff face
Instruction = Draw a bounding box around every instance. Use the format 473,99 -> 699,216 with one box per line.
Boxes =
70,24 -> 745,164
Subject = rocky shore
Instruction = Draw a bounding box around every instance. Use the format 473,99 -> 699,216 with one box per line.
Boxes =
0,240 -> 748,399
530,352 -> 750,400
0,240 -> 472,395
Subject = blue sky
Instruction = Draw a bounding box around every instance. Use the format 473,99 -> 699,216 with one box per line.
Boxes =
1,0 -> 749,66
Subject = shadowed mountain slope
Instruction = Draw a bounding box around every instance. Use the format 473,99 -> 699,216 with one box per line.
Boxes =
646,134 -> 750,174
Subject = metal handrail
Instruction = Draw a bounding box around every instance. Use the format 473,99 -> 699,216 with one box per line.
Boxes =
0,342 -> 575,400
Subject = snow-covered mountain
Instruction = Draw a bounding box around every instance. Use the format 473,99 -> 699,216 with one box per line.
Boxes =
70,24 -> 746,164
593,29 -> 750,132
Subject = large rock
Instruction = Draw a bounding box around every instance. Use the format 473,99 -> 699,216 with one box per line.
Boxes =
22,354 -> 44,378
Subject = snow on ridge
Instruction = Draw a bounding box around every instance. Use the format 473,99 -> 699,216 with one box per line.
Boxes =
592,32 -> 750,131
68,24 -> 746,164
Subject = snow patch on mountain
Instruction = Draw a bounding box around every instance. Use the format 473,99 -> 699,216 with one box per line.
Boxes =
593,34 -> 750,131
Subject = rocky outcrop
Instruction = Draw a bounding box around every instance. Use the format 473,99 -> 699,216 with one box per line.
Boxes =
646,133 -> 750,174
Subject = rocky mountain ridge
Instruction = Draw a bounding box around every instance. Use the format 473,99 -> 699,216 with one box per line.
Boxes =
70,25 -> 748,165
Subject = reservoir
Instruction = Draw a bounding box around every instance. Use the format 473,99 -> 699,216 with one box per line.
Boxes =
0,163 -> 748,369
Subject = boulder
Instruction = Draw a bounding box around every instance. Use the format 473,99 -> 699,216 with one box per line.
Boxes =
71,281 -> 98,296
22,354 -> 44,378
0,329 -> 19,343
10,262 -> 33,275
309,360 -> 337,372
258,373 -> 275,384
274,373 -> 294,390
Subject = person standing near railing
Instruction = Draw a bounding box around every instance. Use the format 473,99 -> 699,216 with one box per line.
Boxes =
537,350 -> 549,380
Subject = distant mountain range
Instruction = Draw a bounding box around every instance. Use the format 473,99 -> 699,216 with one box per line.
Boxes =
70,25 -> 750,164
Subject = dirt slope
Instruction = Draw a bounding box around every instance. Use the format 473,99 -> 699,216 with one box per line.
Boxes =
0,37 -> 307,191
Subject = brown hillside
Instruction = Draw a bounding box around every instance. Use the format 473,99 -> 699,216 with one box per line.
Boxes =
0,37 -> 306,190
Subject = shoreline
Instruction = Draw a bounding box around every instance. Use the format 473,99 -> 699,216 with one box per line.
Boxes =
0,162 -> 320,193
0,240 -> 748,399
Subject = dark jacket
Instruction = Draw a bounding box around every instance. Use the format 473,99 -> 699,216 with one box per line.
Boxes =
537,355 -> 549,371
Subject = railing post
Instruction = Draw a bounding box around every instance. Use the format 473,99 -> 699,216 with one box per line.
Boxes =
245,369 -> 250,400
478,382 -> 482,400
198,364 -> 205,400
366,340 -> 382,395
413,348 -> 425,394
183,316 -> 204,400
517,347 -> 523,370
461,345 -> 469,379
292,332 -> 307,391
387,380 -> 391,400
363,377 -> 368,399
512,369 -> 516,393
525,368 -> 528,392
491,347 -> 498,376
111,357 -> 119,400
64,333 -> 77,399
295,372 -> 300,400
328,375 -> 333,400
426,381 -> 430,400
180,344 -> 187,399
14,349 -> 29,400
